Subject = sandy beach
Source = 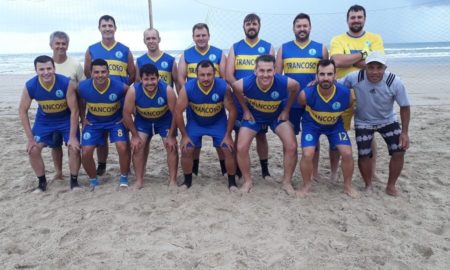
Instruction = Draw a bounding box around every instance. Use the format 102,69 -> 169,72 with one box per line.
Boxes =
0,65 -> 449,269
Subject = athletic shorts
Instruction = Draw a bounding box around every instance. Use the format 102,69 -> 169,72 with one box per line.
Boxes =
135,117 -> 173,138
355,121 -> 405,158
289,107 -> 304,135
81,121 -> 128,146
186,120 -> 227,148
301,122 -> 351,148
234,117 -> 268,134
32,121 -> 78,147
240,119 -> 284,134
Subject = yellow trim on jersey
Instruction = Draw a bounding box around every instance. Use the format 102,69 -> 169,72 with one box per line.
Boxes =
189,102 -> 223,117
283,58 -> 318,74
244,38 -> 260,48
197,80 -> 215,95
87,101 -> 121,116
247,98 -> 281,113
143,87 -> 158,99
93,78 -> 111,95
256,79 -> 274,93
136,105 -> 168,119
147,52 -> 163,62
235,55 -> 258,70
317,85 -> 336,103
101,41 -> 118,51
294,40 -> 311,49
38,99 -> 68,114
305,106 -> 342,125
195,45 -> 210,56
38,76 -> 56,92
106,60 -> 128,77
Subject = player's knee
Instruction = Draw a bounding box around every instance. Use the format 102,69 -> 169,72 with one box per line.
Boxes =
340,149 -> 353,161
301,148 -> 315,161
115,142 -> 129,155
236,141 -> 250,155
283,140 -> 297,155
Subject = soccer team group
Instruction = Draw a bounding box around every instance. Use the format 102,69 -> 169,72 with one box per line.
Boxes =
19,4 -> 411,197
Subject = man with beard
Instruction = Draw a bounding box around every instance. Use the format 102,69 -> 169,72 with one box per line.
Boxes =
136,28 -> 180,92
297,59 -> 359,198
338,52 -> 410,196
177,23 -> 228,177
275,13 -> 328,181
123,64 -> 178,189
225,13 -> 275,180
233,55 -> 299,195
84,15 -> 136,176
175,60 -> 238,191
329,5 -> 384,182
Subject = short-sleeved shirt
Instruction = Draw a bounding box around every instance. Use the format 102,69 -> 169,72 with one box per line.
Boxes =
183,45 -> 223,80
55,57 -> 85,84
338,70 -> 410,126
136,52 -> 175,87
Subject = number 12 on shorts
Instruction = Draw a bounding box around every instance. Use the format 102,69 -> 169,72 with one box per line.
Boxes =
338,132 -> 348,141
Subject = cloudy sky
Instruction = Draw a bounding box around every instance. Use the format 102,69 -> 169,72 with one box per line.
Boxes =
0,0 -> 449,54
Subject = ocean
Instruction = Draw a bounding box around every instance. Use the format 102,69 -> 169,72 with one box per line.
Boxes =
1,42 -> 449,75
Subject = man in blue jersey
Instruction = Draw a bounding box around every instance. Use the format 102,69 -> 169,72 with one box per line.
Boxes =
233,55 -> 299,195
177,23 -> 228,176
78,59 -> 130,189
297,59 -> 359,198
19,55 -> 81,192
226,13 -> 275,180
49,31 -> 86,181
136,28 -> 180,92
175,60 -> 238,191
84,15 -> 136,176
338,52 -> 410,196
123,64 -> 178,189
276,13 -> 329,181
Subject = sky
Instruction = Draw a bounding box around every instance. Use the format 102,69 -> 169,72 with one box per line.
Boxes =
0,0 -> 449,54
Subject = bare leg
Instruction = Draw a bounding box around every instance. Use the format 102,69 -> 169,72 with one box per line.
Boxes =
336,145 -> 359,198
329,149 -> 340,182
67,145 -> 81,178
133,133 -> 149,189
358,156 -> 373,192
386,152 -> 405,196
51,147 -> 64,180
312,143 -> 320,181
221,146 -> 237,191
275,123 -> 297,196
96,135 -> 109,176
81,146 -> 97,179
115,141 -> 130,176
297,147 -> 315,197
255,133 -> 271,179
236,128 -> 256,193
371,140 -> 378,181
29,144 -> 46,177
163,137 -> 179,187
180,147 -> 194,189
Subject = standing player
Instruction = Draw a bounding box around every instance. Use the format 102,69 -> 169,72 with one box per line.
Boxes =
19,55 -> 81,191
123,64 -> 178,189
226,13 -> 275,180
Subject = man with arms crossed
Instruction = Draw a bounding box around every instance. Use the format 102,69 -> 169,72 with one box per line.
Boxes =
233,55 -> 299,195
339,52 -> 410,196
178,23 -> 227,176
78,59 -> 130,189
297,59 -> 359,198
226,13 -> 275,180
175,60 -> 238,191
123,64 -> 178,189
19,55 -> 81,192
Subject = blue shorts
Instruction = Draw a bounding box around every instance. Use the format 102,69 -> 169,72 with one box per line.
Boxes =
186,120 -> 226,148
301,122 -> 351,149
240,119 -> 283,134
289,107 -> 304,135
32,121 -> 78,147
81,121 -> 128,146
135,117 -> 173,138
234,118 -> 268,134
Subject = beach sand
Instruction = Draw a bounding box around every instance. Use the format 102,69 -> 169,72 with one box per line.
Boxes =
0,68 -> 449,269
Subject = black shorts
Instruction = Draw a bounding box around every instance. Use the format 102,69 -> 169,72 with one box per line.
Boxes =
355,122 -> 405,158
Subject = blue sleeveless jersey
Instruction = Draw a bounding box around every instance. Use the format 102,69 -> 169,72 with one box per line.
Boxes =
136,52 -> 175,87
78,78 -> 126,124
134,80 -> 172,123
88,41 -> 130,84
184,45 -> 222,80
302,83 -> 351,129
26,74 -> 71,124
185,77 -> 227,126
233,39 -> 272,79
243,74 -> 289,123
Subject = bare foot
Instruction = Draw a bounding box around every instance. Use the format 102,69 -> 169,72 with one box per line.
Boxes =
386,185 -> 399,196
239,181 -> 252,193
363,184 -> 374,194
281,182 -> 295,196
168,180 -> 177,187
312,174 -> 321,182
264,175 -> 277,182
344,187 -> 360,198
330,172 -> 339,182
133,182 -> 144,190
296,185 -> 311,198
229,185 -> 239,192
53,173 -> 64,181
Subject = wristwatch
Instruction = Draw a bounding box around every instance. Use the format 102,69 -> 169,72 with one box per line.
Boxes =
360,50 -> 368,60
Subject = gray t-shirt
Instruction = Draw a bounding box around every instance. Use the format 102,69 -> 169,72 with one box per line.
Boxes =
338,70 -> 410,126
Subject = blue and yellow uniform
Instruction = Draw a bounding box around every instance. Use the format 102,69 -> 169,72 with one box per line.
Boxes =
232,38 -> 272,130
134,80 -> 173,138
136,52 -> 175,87
281,40 -> 324,134
78,78 -> 128,145
184,46 -> 223,80
301,83 -> 352,148
241,74 -> 288,133
27,74 -> 75,146
88,42 -> 131,84
185,78 -> 228,147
